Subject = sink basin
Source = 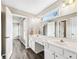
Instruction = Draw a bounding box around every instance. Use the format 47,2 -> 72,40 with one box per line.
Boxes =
54,40 -> 66,45
53,40 -> 76,48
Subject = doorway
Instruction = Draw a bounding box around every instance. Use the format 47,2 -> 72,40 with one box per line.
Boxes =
13,16 -> 25,38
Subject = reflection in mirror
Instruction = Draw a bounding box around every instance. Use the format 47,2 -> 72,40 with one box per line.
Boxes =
43,25 -> 47,35
47,22 -> 55,37
59,20 -> 66,38
66,17 -> 77,40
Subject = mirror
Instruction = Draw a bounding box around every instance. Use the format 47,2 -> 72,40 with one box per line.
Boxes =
43,16 -> 77,40
46,22 -> 55,37
59,20 -> 66,38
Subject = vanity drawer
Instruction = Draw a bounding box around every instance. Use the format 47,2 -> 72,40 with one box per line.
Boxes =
49,44 -> 63,55
64,50 -> 77,59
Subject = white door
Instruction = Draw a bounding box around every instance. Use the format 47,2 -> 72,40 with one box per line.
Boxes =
23,19 -> 29,48
6,7 -> 13,59
45,49 -> 55,59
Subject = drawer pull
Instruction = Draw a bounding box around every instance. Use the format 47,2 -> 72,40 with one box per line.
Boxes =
52,53 -> 55,55
55,55 -> 58,57
69,56 -> 72,58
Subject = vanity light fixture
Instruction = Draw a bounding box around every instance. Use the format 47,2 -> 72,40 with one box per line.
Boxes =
69,0 -> 75,4
62,0 -> 75,7
62,3 -> 66,8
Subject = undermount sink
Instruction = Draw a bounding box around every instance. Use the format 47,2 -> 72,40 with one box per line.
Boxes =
53,39 -> 76,48
53,39 -> 66,44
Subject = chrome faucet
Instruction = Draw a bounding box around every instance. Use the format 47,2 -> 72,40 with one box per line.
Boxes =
60,39 -> 64,43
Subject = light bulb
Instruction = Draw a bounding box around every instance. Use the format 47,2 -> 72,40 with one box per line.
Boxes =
62,3 -> 66,8
69,0 -> 74,4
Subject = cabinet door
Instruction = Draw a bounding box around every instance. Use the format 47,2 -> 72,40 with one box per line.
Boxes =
45,43 -> 55,59
45,50 -> 55,59
29,38 -> 35,51
64,50 -> 77,59
55,53 -> 67,59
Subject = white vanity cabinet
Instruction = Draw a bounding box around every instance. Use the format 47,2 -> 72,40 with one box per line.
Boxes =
45,49 -> 66,59
29,36 -> 76,59
44,43 -> 77,59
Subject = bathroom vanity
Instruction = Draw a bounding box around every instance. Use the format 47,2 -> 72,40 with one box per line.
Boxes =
29,35 -> 77,59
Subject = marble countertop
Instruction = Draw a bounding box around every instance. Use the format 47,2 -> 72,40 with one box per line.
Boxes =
29,35 -> 77,53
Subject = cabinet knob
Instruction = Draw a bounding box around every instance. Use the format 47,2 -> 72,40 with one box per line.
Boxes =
69,56 -> 72,58
56,55 -> 58,57
72,34 -> 74,35
52,53 -> 54,55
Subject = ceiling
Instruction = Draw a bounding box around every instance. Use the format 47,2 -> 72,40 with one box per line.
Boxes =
2,0 -> 57,15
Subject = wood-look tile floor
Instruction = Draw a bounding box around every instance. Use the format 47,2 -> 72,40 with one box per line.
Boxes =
10,39 -> 44,59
